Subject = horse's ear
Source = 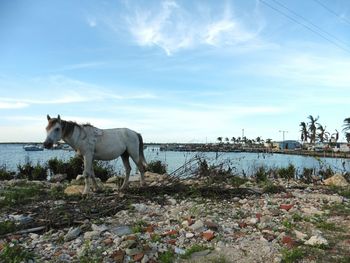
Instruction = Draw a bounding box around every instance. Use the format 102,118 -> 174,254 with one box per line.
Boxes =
47,115 -> 51,121
57,115 -> 61,122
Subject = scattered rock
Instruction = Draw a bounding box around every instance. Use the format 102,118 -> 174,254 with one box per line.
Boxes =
324,174 -> 349,187
280,204 -> 294,211
64,185 -> 84,196
49,173 -> 67,183
64,227 -> 81,241
202,230 -> 215,241
189,220 -> 205,232
305,235 -> 328,246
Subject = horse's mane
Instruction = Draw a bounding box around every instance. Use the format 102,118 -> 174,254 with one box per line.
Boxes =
61,120 -> 95,137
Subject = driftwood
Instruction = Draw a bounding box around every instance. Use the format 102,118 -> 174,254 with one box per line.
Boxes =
3,226 -> 46,237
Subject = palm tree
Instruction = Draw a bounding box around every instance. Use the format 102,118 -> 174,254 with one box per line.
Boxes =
256,136 -> 261,144
299,122 -> 308,142
217,137 -> 223,144
225,137 -> 230,144
346,133 -> 350,143
231,137 -> 236,144
307,115 -> 319,144
317,124 -> 329,143
343,117 -> 350,132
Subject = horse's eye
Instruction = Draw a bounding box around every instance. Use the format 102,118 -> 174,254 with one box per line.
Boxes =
55,127 -> 60,132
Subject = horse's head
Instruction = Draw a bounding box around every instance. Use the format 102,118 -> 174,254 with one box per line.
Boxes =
44,114 -> 63,149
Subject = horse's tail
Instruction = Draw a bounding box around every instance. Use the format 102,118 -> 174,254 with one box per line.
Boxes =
137,133 -> 147,170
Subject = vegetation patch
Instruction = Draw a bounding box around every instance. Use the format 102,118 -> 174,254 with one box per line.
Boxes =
0,242 -> 35,263
0,220 -> 17,235
159,250 -> 175,263
0,183 -> 45,207
281,247 -> 304,263
147,160 -> 167,174
181,244 -> 211,259
78,241 -> 103,263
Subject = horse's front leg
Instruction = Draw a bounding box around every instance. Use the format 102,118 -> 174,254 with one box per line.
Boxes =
82,155 -> 93,195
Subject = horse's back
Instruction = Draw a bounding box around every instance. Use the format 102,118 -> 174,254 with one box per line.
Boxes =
94,128 -> 140,160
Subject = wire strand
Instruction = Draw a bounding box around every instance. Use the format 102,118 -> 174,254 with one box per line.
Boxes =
259,0 -> 350,54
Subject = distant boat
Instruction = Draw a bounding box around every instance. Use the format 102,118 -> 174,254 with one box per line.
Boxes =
23,144 -> 44,151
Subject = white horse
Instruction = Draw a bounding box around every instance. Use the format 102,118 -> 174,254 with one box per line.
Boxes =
43,115 -> 147,194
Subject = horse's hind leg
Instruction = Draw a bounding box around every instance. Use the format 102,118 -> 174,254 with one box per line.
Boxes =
138,161 -> 146,187
82,154 -> 93,195
120,151 -> 131,190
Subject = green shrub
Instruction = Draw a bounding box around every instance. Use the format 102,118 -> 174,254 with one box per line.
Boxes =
32,163 -> 47,181
93,161 -> 114,182
0,183 -> 44,207
281,247 -> 304,263
47,158 -> 66,174
255,166 -> 268,182
0,166 -> 15,180
147,160 -> 167,174
159,251 -> 175,263
278,164 -> 295,180
0,243 -> 35,263
0,221 -> 16,235
17,163 -> 34,180
301,168 -> 313,183
319,166 -> 334,179
263,182 -> 285,194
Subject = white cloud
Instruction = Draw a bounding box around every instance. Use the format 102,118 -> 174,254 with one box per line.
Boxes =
0,75 -> 157,108
125,1 -> 264,55
0,102 -> 28,109
250,52 -> 350,88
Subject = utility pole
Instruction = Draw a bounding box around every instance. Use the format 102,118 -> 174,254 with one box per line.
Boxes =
242,129 -> 244,138
279,130 -> 288,151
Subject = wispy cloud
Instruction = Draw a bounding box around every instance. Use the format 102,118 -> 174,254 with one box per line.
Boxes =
124,0 -> 264,55
0,102 -> 29,109
0,75 -> 157,110
248,52 -> 350,88
57,61 -> 106,71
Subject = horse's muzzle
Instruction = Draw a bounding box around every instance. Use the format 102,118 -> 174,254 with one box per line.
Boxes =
43,140 -> 53,149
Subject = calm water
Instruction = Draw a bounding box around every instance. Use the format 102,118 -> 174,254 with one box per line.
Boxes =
0,144 -> 349,176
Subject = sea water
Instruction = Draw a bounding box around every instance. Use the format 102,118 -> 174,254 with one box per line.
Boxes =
0,144 -> 349,177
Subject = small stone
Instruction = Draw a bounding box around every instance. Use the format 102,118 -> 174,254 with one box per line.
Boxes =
64,227 -> 81,241
233,197 -> 240,202
111,225 -> 133,236
91,224 -> 108,233
280,204 -> 294,211
175,247 -> 186,255
111,249 -> 125,263
189,220 -> 204,232
294,230 -> 307,241
133,252 -> 144,262
185,232 -> 194,238
204,220 -> 219,230
249,218 -> 258,225
202,230 -> 215,241
84,230 -> 100,240
168,198 -> 177,205
103,238 -> 113,245
126,248 -> 142,256
239,222 -> 247,228
305,235 -> 328,246
282,236 -> 295,248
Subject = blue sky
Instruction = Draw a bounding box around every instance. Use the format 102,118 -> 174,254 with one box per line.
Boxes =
0,0 -> 350,143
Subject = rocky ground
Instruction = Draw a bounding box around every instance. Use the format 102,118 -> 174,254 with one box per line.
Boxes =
0,172 -> 349,263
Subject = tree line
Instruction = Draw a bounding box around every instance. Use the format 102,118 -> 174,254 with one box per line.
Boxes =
300,115 -> 350,144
